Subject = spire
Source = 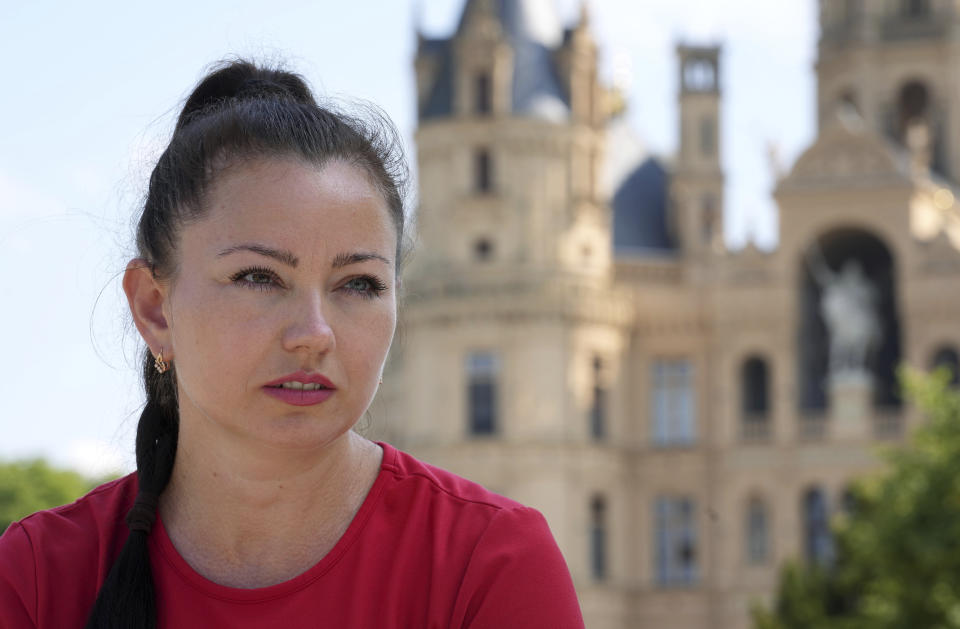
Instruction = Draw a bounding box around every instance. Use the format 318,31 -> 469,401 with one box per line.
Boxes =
570,0 -> 595,51
413,0 -> 424,40
420,0 -> 571,122
578,0 -> 592,29
457,0 -> 563,47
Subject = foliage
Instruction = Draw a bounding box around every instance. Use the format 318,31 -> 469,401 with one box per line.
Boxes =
753,368 -> 960,629
0,459 -> 117,533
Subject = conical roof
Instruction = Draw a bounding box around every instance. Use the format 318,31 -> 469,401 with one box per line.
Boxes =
457,0 -> 563,46
420,0 -> 570,122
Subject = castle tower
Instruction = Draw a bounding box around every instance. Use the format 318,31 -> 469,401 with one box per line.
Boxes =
410,0 -> 610,281
376,1 -> 634,626
672,45 -> 725,258
816,0 -> 960,180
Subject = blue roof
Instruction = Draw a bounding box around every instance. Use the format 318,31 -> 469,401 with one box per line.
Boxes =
612,157 -> 677,252
420,38 -> 455,119
418,0 -> 570,121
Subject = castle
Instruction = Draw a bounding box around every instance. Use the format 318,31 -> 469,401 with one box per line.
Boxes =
368,1 -> 960,627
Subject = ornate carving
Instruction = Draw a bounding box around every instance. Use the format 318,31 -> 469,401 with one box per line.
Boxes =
780,121 -> 907,188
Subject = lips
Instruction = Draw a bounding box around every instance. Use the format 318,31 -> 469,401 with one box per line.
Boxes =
263,370 -> 336,406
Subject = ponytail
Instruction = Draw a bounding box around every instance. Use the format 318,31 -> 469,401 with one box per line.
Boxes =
83,350 -> 178,629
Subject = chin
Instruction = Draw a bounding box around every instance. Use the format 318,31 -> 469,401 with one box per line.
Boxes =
253,418 -> 355,453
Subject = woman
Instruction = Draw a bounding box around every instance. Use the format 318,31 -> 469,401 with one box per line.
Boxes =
0,61 -> 584,628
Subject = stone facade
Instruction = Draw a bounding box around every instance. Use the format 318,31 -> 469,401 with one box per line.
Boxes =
365,1 -> 960,627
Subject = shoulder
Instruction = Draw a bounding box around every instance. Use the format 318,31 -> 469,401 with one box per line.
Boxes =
449,505 -> 585,628
0,521 -> 37,627
376,443 -> 535,540
379,442 -> 526,512
12,474 -> 136,552
0,475 -> 137,628
375,444 -> 584,628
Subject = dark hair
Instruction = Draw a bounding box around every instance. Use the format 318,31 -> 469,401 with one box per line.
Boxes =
84,59 -> 407,629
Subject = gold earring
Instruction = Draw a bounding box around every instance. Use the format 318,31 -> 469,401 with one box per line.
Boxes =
154,347 -> 169,374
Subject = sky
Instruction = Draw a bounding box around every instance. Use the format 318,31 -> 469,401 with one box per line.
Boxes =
0,0 -> 816,475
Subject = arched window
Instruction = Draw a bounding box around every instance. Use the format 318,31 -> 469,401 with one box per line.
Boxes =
746,496 -> 769,564
475,72 -> 492,115
590,495 -> 608,581
931,345 -> 960,387
803,487 -> 834,566
898,81 -> 929,136
590,356 -> 607,440
474,148 -> 492,193
683,59 -> 716,92
741,356 -> 770,440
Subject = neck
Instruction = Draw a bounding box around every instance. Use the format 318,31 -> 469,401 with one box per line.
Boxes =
159,427 -> 382,588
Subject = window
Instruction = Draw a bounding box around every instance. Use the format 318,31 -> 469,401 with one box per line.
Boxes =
475,149 -> 492,193
475,72 -> 492,115
651,360 -> 696,446
931,345 -> 960,387
898,81 -> 929,139
803,487 -> 834,566
839,88 -> 859,116
467,352 -> 499,435
655,496 -> 698,586
590,356 -> 607,440
741,356 -> 771,440
699,115 -> 715,157
588,149 -> 598,198
590,495 -> 608,581
473,238 -> 493,261
746,497 -> 769,564
683,59 -> 716,92
902,0 -> 930,17
841,486 -> 857,515
701,194 -> 717,244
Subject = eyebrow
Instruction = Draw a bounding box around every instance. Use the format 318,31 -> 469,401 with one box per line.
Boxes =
331,251 -> 392,269
217,243 -> 299,267
217,243 -> 391,269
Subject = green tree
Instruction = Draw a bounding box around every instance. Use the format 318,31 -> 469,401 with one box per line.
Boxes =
0,459 -> 115,532
753,368 -> 960,629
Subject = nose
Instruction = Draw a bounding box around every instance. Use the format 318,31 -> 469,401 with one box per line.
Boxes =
281,291 -> 335,355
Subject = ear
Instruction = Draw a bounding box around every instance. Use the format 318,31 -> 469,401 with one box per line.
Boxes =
123,258 -> 172,359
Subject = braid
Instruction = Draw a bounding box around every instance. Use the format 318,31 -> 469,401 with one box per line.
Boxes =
83,350 -> 178,629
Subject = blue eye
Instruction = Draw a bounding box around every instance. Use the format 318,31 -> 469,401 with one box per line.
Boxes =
230,266 -> 282,291
342,275 -> 387,298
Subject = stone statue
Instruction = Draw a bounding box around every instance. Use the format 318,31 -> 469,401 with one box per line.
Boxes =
807,248 -> 882,377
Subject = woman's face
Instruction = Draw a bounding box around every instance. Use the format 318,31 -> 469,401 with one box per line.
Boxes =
159,157 -> 397,453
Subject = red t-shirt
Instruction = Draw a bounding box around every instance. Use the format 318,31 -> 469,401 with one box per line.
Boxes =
0,442 -> 584,628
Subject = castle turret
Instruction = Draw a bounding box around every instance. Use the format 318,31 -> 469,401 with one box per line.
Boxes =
386,3 -> 633,622
410,0 -> 611,281
672,44 -> 725,257
817,0 -> 960,180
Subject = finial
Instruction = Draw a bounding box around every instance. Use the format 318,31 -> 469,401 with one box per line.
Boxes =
413,0 -> 423,38
579,0 -> 592,27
